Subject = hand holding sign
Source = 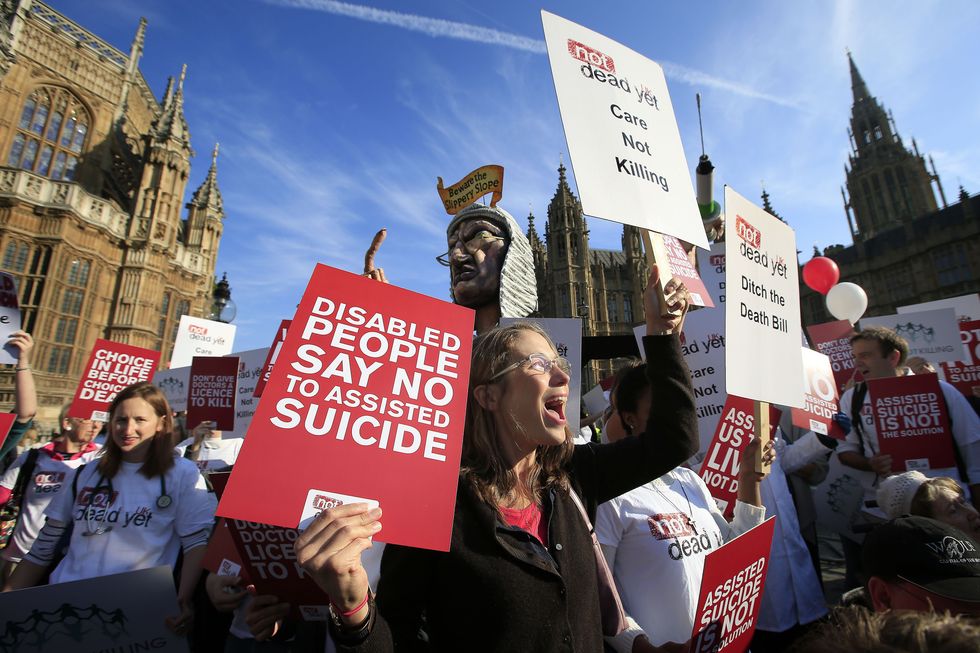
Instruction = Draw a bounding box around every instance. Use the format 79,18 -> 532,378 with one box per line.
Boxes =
6,329 -> 33,367
295,502 -> 382,626
644,265 -> 689,335
363,228 -> 388,283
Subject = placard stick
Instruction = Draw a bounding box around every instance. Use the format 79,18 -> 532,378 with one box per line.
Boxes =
753,400 -> 771,476
641,230 -> 678,316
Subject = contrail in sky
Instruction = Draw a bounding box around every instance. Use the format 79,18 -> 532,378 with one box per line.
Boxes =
267,0 -> 798,108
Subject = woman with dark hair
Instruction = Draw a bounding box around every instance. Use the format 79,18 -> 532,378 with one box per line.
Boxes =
294,266 -> 699,652
3,382 -> 217,635
596,361 -> 771,651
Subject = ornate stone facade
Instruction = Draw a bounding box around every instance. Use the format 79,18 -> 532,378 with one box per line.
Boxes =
0,1 -> 224,426
801,54 -> 978,324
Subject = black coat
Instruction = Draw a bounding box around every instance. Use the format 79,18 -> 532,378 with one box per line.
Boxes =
338,335 -> 697,653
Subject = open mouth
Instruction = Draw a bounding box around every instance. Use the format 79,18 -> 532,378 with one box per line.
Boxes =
453,263 -> 477,282
544,397 -> 567,425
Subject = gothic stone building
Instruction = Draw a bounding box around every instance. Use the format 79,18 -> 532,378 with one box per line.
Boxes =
0,1 -> 225,427
800,54 -> 979,325
529,163 -> 648,385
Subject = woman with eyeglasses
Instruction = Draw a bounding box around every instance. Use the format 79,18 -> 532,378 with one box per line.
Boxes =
4,382 -> 217,637
295,265 -> 698,652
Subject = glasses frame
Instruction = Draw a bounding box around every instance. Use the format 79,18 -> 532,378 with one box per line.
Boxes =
435,230 -> 507,267
488,352 -> 571,383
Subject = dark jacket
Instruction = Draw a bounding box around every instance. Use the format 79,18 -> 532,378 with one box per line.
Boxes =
338,335 -> 697,652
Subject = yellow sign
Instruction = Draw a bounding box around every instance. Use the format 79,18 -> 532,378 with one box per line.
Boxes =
436,165 -> 504,215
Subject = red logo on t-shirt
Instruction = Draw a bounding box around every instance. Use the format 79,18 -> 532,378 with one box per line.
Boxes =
648,512 -> 696,540
77,486 -> 118,509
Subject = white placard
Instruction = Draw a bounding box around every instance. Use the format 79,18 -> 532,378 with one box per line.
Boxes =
501,316 -> 582,434
724,187 -> 804,407
224,347 -> 268,438
899,294 -> 980,323
152,366 -> 191,412
0,272 -> 21,365
582,384 -> 609,418
170,316 -> 237,368
860,308 -> 963,365
541,11 -> 708,250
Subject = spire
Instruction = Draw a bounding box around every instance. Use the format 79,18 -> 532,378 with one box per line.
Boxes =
190,142 -> 223,213
760,185 -> 785,223
959,185 -> 969,203
127,17 -> 147,79
847,49 -> 871,104
152,65 -> 190,148
526,210 -> 541,243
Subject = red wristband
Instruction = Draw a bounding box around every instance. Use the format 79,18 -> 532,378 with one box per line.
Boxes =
332,591 -> 370,618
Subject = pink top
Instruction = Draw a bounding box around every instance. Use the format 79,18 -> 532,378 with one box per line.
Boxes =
498,502 -> 548,547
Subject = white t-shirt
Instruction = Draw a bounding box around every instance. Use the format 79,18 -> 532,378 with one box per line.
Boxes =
596,468 -> 765,646
174,437 -> 243,472
0,442 -> 101,563
44,455 -> 217,584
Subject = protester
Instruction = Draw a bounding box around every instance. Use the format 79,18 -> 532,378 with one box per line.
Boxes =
3,382 -> 217,637
837,326 -> 980,587
438,203 -> 538,334
0,403 -> 101,581
176,420 -> 242,472
595,361 -> 771,651
877,471 -> 979,537
789,605 -> 980,653
0,331 -> 37,462
294,265 -> 697,651
861,516 -> 980,615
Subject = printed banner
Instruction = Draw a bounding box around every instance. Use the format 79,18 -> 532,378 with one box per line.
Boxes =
501,317 -> 582,434
725,187 -> 804,408
0,566 -> 188,652
860,308 -> 962,365
791,348 -> 845,439
867,374 -> 955,473
806,320 -> 857,393
942,321 -> 980,398
541,11 -> 708,249
649,232 -> 714,307
153,366 -> 191,412
186,356 -> 239,431
69,340 -> 161,421
254,320 -> 291,398
170,316 -> 236,368
899,293 -> 980,323
0,271 -> 21,365
436,164 -> 504,214
217,264 -> 474,552
700,396 -> 781,519
691,517 -> 776,653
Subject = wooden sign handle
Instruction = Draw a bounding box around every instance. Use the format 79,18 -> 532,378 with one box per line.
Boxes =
640,229 -> 681,317
753,400 -> 771,476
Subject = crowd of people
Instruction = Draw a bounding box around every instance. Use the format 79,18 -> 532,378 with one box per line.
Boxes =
0,202 -> 978,653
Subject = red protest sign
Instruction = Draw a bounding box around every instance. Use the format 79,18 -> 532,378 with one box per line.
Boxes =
806,320 -> 856,393
217,264 -> 474,552
186,356 -> 239,431
0,413 -> 15,443
662,234 -> 714,308
700,396 -> 780,519
868,374 -> 955,473
69,340 -> 161,421
791,348 -> 845,439
254,320 -> 291,398
940,320 -> 980,401
959,320 -> 980,365
201,518 -> 249,579
691,517 -> 776,653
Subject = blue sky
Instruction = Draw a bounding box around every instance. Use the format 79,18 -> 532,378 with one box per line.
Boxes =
49,0 -> 980,351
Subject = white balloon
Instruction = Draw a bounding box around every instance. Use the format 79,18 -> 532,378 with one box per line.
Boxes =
825,282 -> 868,324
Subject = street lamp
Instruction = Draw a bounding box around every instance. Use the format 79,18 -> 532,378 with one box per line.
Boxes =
209,272 -> 237,323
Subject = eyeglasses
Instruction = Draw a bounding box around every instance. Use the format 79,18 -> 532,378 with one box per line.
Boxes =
488,352 -> 572,382
436,230 -> 506,266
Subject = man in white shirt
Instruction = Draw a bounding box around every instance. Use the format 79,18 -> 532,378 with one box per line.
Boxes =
837,326 -> 980,587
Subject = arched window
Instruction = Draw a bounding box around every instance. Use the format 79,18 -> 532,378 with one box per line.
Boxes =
7,86 -> 90,180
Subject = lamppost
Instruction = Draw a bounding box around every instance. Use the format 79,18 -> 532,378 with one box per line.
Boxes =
209,272 -> 237,323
